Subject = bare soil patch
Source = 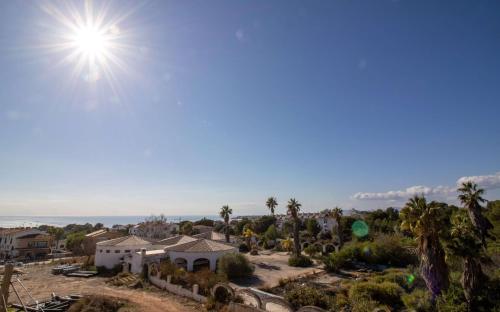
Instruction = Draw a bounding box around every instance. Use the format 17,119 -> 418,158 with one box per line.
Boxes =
7,264 -> 202,312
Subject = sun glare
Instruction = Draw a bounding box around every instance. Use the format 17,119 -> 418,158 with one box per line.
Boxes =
38,0 -> 138,94
73,26 -> 108,57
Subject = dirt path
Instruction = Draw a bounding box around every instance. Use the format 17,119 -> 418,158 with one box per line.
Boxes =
8,264 -> 201,312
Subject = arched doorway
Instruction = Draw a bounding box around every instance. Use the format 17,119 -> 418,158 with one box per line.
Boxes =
174,257 -> 188,270
193,258 -> 210,272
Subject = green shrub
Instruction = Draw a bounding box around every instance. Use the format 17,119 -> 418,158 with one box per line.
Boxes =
288,255 -> 313,267
323,234 -> 417,272
348,281 -> 403,307
304,245 -> 321,257
402,289 -> 433,312
284,286 -> 334,310
68,295 -> 128,312
217,253 -> 254,280
350,296 -> 380,312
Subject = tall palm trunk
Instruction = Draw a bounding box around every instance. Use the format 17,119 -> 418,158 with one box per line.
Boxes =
420,235 -> 449,299
462,256 -> 484,306
465,205 -> 493,246
336,218 -> 343,248
225,220 -> 230,243
293,217 -> 301,256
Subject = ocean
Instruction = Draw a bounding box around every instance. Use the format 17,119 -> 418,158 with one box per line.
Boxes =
0,215 -> 220,228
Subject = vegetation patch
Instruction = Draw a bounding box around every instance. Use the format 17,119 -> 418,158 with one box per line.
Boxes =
217,253 -> 254,280
68,295 -> 134,312
288,254 -> 313,267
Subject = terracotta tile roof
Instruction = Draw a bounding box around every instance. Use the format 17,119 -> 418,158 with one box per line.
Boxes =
96,235 -> 152,247
164,238 -> 236,253
158,235 -> 198,246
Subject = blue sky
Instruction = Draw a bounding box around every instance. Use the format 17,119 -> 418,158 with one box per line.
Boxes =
0,0 -> 499,216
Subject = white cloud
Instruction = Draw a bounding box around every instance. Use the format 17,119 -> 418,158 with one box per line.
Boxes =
457,172 -> 500,190
353,171 -> 500,201
353,185 -> 454,201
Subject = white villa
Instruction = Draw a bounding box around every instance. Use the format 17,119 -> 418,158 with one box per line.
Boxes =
95,234 -> 237,274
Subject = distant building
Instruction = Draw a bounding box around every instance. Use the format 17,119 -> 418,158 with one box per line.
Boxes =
192,225 -> 213,234
0,228 -> 52,260
275,211 -> 338,234
129,222 -> 179,240
193,230 -> 238,244
83,229 -> 125,255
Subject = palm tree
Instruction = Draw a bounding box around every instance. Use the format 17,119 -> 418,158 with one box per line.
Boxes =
458,181 -> 493,246
331,207 -> 343,247
448,211 -> 485,308
219,205 -> 233,243
266,197 -> 278,216
287,198 -> 302,256
400,195 -> 449,299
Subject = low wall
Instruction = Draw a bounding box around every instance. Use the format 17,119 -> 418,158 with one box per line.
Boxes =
149,274 -> 207,303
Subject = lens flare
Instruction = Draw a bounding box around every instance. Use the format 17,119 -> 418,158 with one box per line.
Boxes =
351,220 -> 369,238
407,274 -> 415,284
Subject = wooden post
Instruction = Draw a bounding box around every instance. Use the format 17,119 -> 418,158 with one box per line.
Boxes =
1,263 -> 14,312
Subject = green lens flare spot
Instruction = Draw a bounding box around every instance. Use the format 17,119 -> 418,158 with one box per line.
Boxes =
351,220 -> 369,237
407,274 -> 415,284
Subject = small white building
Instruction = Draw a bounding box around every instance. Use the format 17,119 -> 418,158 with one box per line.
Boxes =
95,236 -> 152,269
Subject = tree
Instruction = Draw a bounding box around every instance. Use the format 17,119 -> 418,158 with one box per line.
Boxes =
266,197 -> 278,216
264,224 -> 278,242
330,207 -> 343,247
219,205 -> 233,243
458,182 -> 493,246
181,221 -> 193,235
400,195 -> 449,299
306,218 -> 321,239
253,215 -> 276,234
194,218 -> 215,227
48,227 -> 65,250
447,210 -> 485,308
287,198 -> 302,256
94,223 -> 104,230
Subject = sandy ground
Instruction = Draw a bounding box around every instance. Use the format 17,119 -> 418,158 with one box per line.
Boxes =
236,251 -> 323,288
5,264 -> 202,312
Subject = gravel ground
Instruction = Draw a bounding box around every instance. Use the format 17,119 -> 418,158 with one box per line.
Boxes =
5,264 -> 202,312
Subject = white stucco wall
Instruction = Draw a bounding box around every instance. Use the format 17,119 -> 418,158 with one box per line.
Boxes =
168,248 -> 238,272
95,245 -> 147,269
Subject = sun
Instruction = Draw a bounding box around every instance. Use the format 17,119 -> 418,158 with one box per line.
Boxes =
39,0 -> 134,88
73,26 -> 108,57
